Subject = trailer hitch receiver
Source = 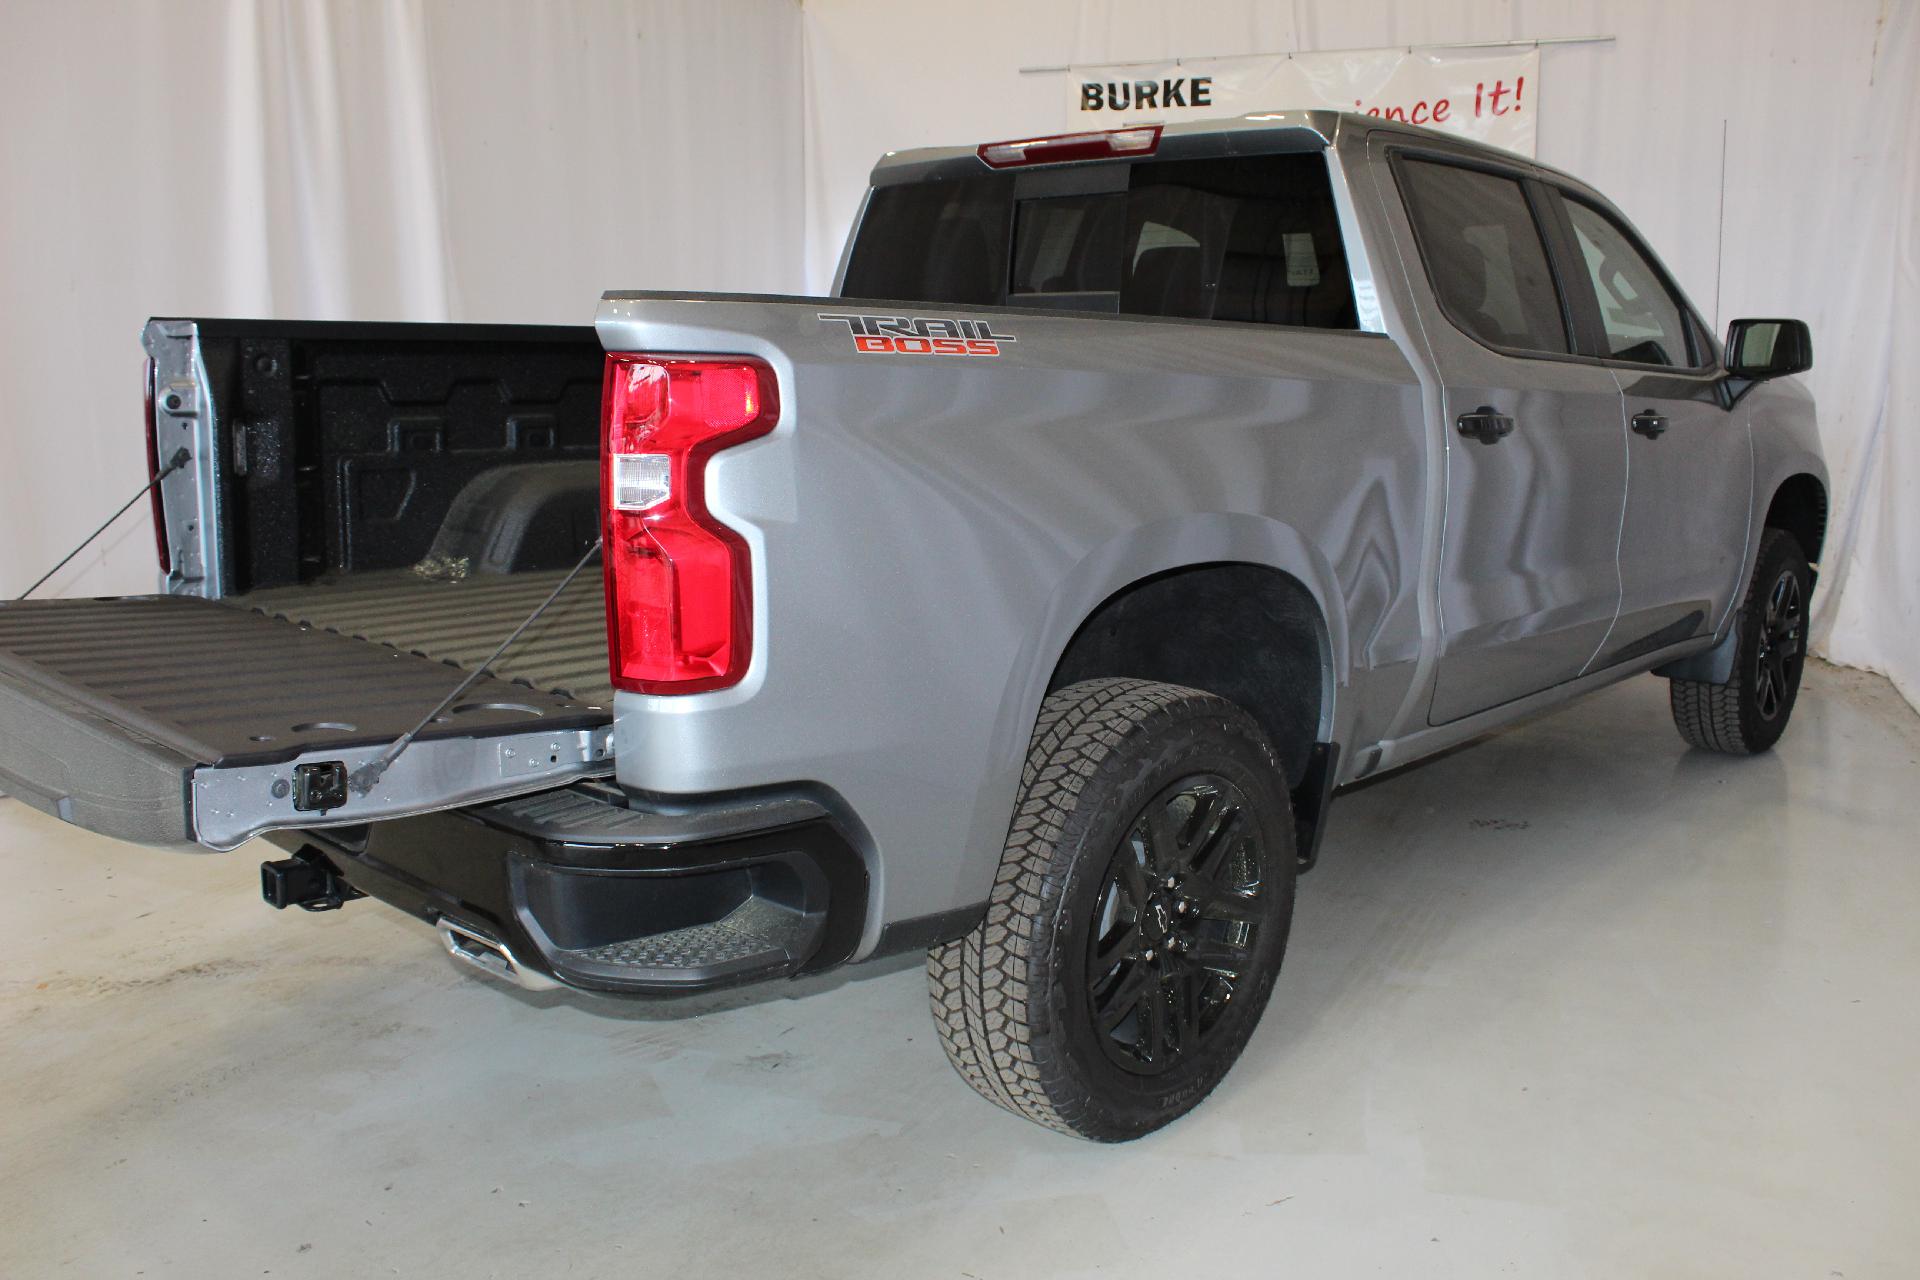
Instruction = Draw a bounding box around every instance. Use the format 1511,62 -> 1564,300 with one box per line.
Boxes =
260,848 -> 364,912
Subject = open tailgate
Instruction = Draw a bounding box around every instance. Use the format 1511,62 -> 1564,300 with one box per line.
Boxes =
0,595 -> 612,850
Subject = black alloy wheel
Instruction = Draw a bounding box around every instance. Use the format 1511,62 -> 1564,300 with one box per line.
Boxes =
1752,568 -> 1805,721
929,679 -> 1298,1140
1669,527 -> 1813,754
1086,775 -> 1266,1075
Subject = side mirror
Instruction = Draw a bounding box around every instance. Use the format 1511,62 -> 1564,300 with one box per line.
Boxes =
1725,318 -> 1812,380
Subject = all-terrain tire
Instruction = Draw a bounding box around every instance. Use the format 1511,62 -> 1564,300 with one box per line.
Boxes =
1669,528 -> 1812,754
927,678 -> 1297,1141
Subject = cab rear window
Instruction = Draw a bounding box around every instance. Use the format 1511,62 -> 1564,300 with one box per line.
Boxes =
841,175 -> 1015,309
841,153 -> 1359,330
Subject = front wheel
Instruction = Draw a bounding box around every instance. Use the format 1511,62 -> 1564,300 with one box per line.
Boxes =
927,679 -> 1297,1140
1669,527 -> 1812,754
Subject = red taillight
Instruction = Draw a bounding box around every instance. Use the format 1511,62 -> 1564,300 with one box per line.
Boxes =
601,354 -> 778,695
143,358 -> 171,574
976,125 -> 1162,169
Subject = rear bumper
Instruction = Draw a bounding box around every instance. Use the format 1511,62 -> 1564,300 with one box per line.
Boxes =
270,784 -> 869,996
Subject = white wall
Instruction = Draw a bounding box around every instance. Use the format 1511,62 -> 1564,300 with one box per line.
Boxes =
0,0 -> 803,599
801,0 -> 1920,706
2,0 -> 1912,707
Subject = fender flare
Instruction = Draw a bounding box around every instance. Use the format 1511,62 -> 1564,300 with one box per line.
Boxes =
984,512 -> 1351,793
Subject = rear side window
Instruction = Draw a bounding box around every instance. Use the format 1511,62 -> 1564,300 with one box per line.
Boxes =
1399,160 -> 1569,355
840,153 -> 1358,329
1122,156 -> 1355,327
1562,199 -> 1695,367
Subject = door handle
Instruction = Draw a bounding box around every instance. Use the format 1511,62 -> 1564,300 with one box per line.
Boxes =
1631,409 -> 1669,439
1456,405 -> 1516,445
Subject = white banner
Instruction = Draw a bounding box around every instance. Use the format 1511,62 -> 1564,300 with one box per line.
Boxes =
1065,47 -> 1541,157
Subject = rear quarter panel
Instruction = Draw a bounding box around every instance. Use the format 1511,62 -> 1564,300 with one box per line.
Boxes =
597,294 -> 1424,952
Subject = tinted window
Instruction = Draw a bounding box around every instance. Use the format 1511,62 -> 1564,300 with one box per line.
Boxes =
841,175 -> 1013,306
840,153 -> 1357,329
1400,160 -> 1568,354
1010,193 -> 1125,309
1123,159 -> 1360,326
1563,199 -> 1694,367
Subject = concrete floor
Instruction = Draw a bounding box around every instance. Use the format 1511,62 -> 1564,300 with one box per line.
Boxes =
2,662 -> 1916,1278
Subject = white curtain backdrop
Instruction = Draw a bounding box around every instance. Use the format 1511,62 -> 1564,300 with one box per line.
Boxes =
0,0 -> 803,600
1,0 -> 1912,709
801,0 -> 1920,709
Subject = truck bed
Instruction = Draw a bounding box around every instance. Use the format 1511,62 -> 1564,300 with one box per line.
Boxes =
0,318 -> 623,850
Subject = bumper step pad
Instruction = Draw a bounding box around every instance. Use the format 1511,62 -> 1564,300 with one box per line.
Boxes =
561,897 -> 816,983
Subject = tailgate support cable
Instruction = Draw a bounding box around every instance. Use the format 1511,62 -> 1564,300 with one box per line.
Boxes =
14,449 -> 191,600
346,537 -> 605,798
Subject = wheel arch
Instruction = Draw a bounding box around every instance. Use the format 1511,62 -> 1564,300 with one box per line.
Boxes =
1764,472 -> 1829,565
996,514 -> 1349,795
1047,563 -> 1331,790
1658,468 -> 1827,687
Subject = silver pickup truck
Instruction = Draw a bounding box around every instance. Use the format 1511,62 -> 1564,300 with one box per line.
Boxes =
0,111 -> 1825,1139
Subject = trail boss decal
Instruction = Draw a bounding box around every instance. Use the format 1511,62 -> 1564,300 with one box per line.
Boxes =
817,313 -> 1015,357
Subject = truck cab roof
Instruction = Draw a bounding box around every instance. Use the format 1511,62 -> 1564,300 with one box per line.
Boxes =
870,108 -> 1591,197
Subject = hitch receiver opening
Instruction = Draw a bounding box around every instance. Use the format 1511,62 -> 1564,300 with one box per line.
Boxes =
260,849 -> 364,912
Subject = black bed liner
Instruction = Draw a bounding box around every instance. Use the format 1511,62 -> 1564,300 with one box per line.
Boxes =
0,593 -> 611,848
172,319 -> 604,596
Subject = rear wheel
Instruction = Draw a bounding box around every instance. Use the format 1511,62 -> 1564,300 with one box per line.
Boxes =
927,679 -> 1297,1140
1669,528 -> 1811,754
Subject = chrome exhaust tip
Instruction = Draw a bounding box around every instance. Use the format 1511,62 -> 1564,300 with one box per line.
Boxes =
435,916 -> 561,992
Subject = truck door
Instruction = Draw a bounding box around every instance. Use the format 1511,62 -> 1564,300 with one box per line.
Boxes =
1545,192 -> 1752,663
1385,152 -> 1629,724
